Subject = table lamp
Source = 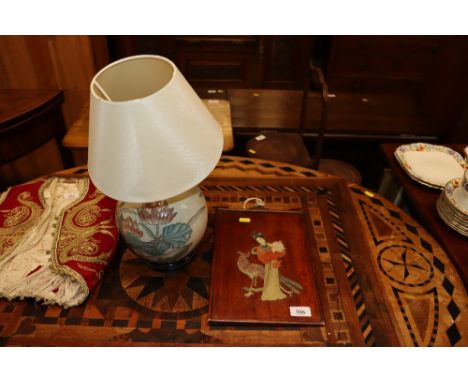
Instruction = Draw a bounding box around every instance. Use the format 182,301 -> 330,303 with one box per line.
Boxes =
87,55 -> 223,270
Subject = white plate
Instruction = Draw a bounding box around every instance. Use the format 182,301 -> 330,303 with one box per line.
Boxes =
444,178 -> 468,215
437,197 -> 468,237
395,143 -> 466,189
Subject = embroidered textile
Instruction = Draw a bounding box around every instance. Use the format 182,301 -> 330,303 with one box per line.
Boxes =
0,177 -> 118,307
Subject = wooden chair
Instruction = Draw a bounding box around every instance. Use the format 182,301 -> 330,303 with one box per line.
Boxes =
246,65 -> 362,184
0,89 -> 73,188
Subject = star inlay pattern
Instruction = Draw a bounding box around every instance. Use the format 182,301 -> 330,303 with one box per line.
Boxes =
378,245 -> 434,287
119,229 -> 213,319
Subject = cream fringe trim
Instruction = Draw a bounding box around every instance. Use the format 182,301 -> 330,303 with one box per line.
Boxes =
0,258 -> 86,308
0,177 -> 91,308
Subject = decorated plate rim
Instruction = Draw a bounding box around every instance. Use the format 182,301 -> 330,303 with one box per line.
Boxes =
394,142 -> 466,190
443,178 -> 468,215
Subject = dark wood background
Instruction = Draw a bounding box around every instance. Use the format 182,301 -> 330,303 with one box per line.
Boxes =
106,36 -> 468,190
1,35 -> 467,190
107,36 -> 468,140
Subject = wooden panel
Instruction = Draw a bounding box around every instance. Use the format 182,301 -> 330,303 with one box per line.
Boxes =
210,209 -> 323,326
417,36 -> 468,141
41,36 -> 97,128
0,36 -> 107,182
0,36 -> 56,89
228,89 -> 304,130
0,89 -> 59,127
0,89 -> 71,188
0,35 -> 106,130
228,89 -> 439,138
89,35 -> 110,72
180,54 -> 254,87
0,139 -> 63,189
174,37 -> 258,88
330,37 -> 442,78
128,36 -> 260,88
328,36 -> 448,92
260,36 -> 313,89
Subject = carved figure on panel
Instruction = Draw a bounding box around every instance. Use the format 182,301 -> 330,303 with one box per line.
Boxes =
237,231 -> 302,301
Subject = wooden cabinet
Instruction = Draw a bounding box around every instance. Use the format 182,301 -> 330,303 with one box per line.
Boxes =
322,36 -> 468,142
327,36 -> 448,92
258,36 -> 313,89
165,36 -> 260,88
100,35 -> 468,142
107,36 -> 313,89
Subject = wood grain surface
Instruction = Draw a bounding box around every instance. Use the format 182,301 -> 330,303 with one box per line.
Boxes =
0,36 -> 105,129
228,89 -> 439,138
209,209 -> 323,326
0,90 -> 70,188
0,90 -> 61,127
0,157 -> 466,346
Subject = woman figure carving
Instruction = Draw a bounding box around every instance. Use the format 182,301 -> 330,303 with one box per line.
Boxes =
251,231 -> 287,301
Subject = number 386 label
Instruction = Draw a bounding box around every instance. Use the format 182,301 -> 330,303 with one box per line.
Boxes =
290,306 -> 312,317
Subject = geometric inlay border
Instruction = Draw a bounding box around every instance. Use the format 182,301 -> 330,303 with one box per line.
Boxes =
321,186 -> 377,346
351,186 -> 464,347
393,286 -> 439,347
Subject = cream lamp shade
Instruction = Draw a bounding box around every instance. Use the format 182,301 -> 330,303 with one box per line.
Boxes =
87,55 -> 223,203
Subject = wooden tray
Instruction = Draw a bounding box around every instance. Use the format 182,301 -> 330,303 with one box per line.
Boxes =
209,209 -> 323,326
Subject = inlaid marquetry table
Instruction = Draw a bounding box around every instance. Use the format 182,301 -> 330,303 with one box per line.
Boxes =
0,156 -> 466,346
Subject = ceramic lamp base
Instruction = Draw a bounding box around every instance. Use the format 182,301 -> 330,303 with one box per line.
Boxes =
141,251 -> 196,271
117,186 -> 208,271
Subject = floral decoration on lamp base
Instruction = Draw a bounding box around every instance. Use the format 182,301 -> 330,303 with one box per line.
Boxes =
117,187 -> 208,271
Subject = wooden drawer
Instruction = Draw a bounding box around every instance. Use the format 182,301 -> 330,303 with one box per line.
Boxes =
178,52 -> 256,88
173,36 -> 259,52
172,37 -> 259,88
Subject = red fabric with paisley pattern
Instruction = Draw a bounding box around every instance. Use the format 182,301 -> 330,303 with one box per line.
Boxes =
54,181 -> 119,291
0,178 -> 118,292
0,180 -> 44,226
0,180 -> 45,258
